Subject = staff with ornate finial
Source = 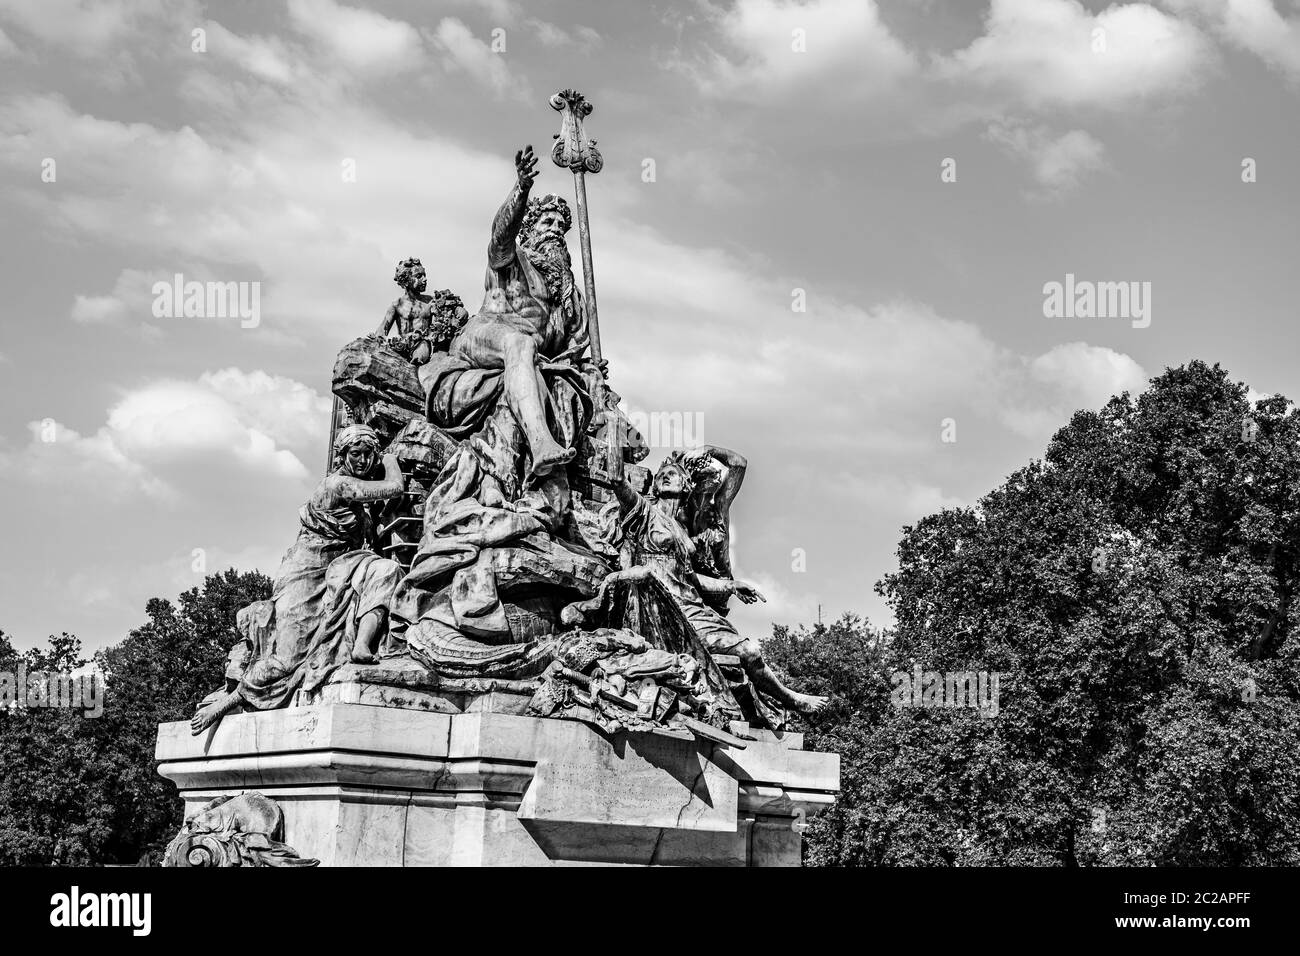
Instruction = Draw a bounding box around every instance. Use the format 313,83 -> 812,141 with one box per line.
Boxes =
549,88 -> 622,480
550,89 -> 604,364
326,394 -> 343,474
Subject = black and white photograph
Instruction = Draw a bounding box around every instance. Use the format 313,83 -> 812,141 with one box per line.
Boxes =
0,0 -> 1294,937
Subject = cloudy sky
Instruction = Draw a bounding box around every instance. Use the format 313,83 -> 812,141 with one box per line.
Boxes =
0,0 -> 1297,653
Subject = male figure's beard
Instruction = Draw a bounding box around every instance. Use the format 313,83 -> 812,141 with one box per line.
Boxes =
524,235 -> 575,309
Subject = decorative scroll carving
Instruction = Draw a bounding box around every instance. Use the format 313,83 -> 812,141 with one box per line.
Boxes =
163,793 -> 318,867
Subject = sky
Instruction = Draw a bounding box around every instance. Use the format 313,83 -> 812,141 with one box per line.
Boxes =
0,0 -> 1298,653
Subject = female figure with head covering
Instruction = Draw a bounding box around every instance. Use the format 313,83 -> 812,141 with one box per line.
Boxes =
677,445 -> 747,614
191,425 -> 406,734
607,452 -> 828,719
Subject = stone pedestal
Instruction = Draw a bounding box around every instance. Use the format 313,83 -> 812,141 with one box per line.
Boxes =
156,702 -> 839,866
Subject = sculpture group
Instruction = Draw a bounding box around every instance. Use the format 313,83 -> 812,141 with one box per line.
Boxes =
191,91 -> 826,746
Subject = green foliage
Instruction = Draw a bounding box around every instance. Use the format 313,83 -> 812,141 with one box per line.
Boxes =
0,569 -> 271,865
769,361 -> 1300,866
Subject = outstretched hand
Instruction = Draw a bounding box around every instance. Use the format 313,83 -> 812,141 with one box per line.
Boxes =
515,145 -> 539,188
732,581 -> 766,605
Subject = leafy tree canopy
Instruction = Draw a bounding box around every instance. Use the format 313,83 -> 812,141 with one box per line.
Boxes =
0,570 -> 271,865
770,361 -> 1300,865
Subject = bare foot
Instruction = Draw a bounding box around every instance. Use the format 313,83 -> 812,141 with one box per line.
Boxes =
191,691 -> 239,736
790,692 -> 829,716
350,642 -> 379,665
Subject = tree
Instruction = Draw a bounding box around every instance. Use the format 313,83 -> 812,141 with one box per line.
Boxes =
771,361 -> 1300,865
93,568 -> 273,863
764,614 -> 891,866
0,633 -> 104,865
0,570 -> 271,865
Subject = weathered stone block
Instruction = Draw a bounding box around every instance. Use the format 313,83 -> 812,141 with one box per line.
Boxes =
156,703 -> 838,866
333,336 -> 425,437
387,418 -> 459,477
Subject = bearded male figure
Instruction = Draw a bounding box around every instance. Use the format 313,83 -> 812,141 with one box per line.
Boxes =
420,144 -> 592,480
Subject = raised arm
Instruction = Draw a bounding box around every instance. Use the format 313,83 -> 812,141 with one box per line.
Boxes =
488,145 -> 539,271
611,473 -> 642,515
327,454 -> 405,505
701,445 -> 747,508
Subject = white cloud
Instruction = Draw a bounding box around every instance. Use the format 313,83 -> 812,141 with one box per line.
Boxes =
0,25 -> 17,56
203,21 -> 300,85
2,417 -> 169,499
573,25 -> 603,49
286,0 -> 424,75
70,267 -> 289,343
592,208 -> 1147,464
0,370 -> 329,500
197,368 -> 329,453
0,93 -> 506,344
429,17 -> 530,101
668,0 -> 1214,133
433,0 -> 598,50
442,0 -> 519,23
0,0 -> 172,56
583,209 -> 1153,528
673,0 -> 918,103
935,0 -> 1214,111
70,268 -> 157,324
1163,0 -> 1300,83
729,570 -> 824,636
70,295 -> 126,324
106,373 -> 321,480
985,121 -> 1108,198
999,342 -> 1148,438
529,20 -> 601,50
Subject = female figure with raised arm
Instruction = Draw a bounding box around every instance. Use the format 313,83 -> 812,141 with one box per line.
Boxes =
606,452 -> 828,718
191,425 -> 406,734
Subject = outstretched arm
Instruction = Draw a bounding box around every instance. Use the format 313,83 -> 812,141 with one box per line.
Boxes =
696,574 -> 764,605
612,474 -> 642,515
694,573 -> 734,602
488,145 -> 539,271
327,454 -> 405,505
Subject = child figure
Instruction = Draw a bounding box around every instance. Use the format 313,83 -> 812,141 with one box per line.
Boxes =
377,257 -> 436,365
